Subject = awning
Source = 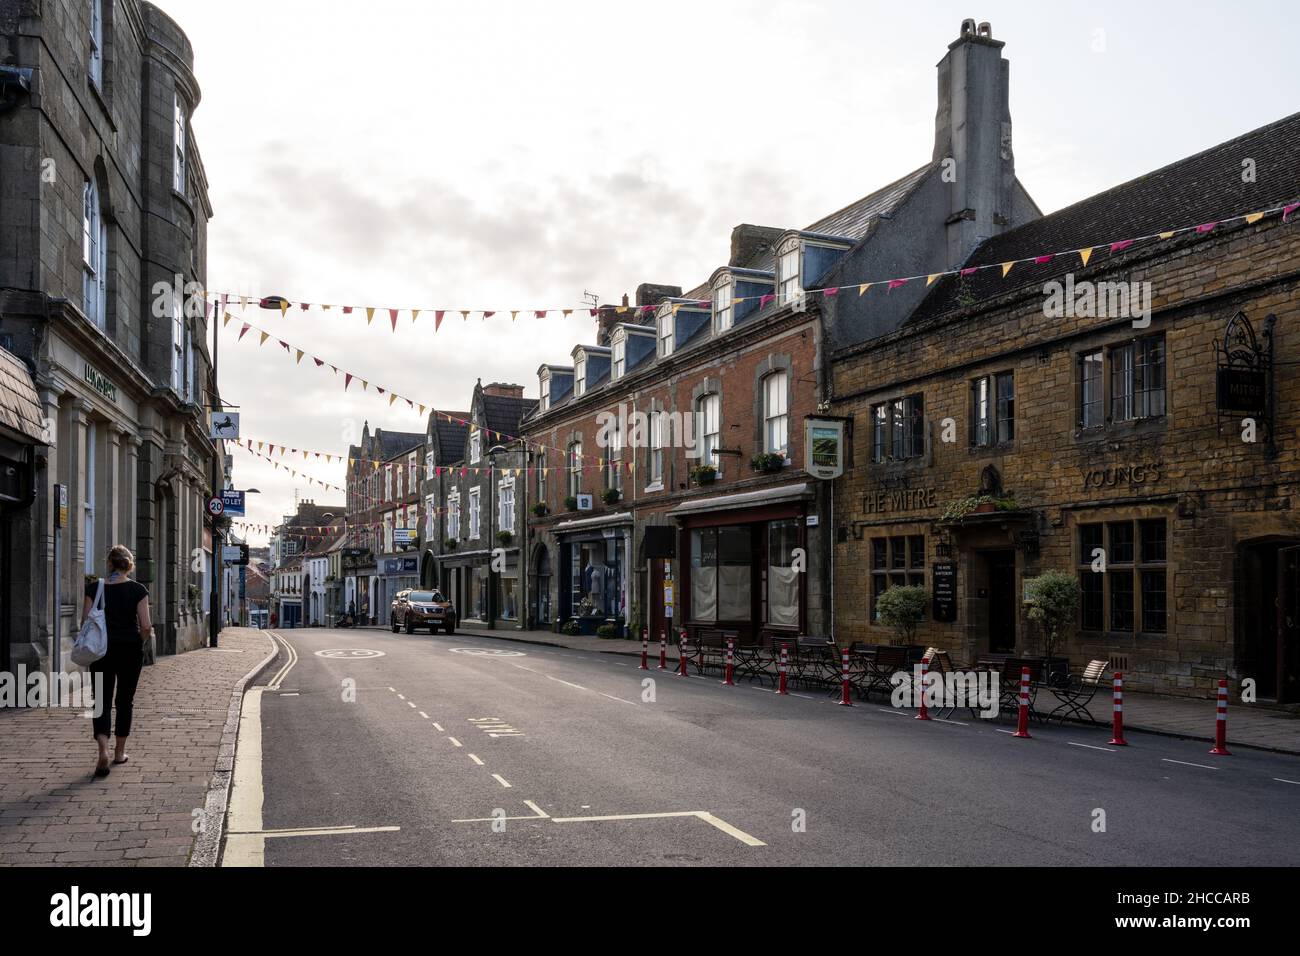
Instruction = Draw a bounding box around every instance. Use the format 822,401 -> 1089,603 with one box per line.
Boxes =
552,511 -> 634,534
667,482 -> 814,518
0,347 -> 45,445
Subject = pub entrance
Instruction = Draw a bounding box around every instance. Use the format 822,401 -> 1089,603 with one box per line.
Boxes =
980,549 -> 1017,653
1239,539 -> 1300,703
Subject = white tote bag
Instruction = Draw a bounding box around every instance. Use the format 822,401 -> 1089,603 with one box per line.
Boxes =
71,579 -> 108,666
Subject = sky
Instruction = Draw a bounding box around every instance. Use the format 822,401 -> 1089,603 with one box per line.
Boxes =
162,0 -> 1300,541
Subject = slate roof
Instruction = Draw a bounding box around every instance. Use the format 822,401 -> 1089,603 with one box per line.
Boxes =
376,429 -> 424,460
0,347 -> 45,444
434,413 -> 469,458
482,395 -> 539,439
911,112 -> 1300,324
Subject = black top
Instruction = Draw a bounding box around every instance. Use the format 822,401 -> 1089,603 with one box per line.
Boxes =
85,578 -> 149,644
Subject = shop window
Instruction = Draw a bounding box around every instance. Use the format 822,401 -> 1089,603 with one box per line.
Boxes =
571,538 -> 623,618
767,519 -> 800,628
499,574 -> 518,621
1077,518 -> 1167,634
869,394 -> 924,463
869,536 -> 926,621
690,526 -> 751,622
971,372 -> 1014,446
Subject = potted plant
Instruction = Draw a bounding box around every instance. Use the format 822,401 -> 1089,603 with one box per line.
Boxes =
751,452 -> 785,473
876,584 -> 928,646
564,495 -> 579,511
595,622 -> 620,639
601,487 -> 621,505
443,538 -> 459,551
940,495 -> 1020,522
496,529 -> 514,546
690,464 -> 717,485
560,619 -> 581,636
1023,570 -> 1080,684
532,502 -> 549,518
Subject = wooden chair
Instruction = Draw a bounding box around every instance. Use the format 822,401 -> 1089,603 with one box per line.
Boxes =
1047,659 -> 1111,725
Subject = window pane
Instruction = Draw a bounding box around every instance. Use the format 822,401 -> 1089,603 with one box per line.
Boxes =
1141,570 -> 1167,632
691,529 -> 718,622
872,405 -> 887,463
972,377 -> 990,446
996,372 -> 1015,443
1140,519 -> 1167,563
767,520 -> 799,627
717,526 -> 751,620
908,395 -> 924,458
1110,343 -> 1135,422
890,537 -> 906,569
1110,573 -> 1135,631
1136,336 -> 1166,418
872,538 -> 887,570
908,535 -> 925,569
1080,351 -> 1104,427
1080,573 -> 1104,629
1108,521 -> 1134,564
871,575 -> 887,621
1079,524 -> 1103,563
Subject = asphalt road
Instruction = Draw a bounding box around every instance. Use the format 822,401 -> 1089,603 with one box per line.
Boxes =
222,626 -> 1300,867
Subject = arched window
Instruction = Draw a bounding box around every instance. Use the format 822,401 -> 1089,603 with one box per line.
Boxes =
763,371 -> 789,456
82,177 -> 107,329
658,304 -> 674,357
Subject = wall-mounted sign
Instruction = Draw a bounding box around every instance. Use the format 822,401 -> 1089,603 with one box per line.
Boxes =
220,490 -> 246,516
383,557 -> 418,575
862,487 -> 938,514
1216,367 -> 1267,415
1214,310 -> 1274,448
932,561 -> 957,623
576,493 -> 594,511
394,527 -> 415,545
804,417 -> 847,480
55,483 -> 68,528
1081,463 -> 1163,491
83,363 -> 117,404
210,411 -> 240,440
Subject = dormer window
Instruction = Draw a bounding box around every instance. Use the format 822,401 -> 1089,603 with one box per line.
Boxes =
539,370 -> 551,412
713,278 -> 733,333
777,237 -> 801,302
658,305 -> 674,358
574,355 -> 587,397
611,336 -> 626,380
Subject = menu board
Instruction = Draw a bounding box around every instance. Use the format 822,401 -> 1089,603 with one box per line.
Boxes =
932,561 -> 957,623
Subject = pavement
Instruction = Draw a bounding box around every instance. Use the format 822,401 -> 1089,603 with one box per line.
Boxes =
353,622 -> 1300,756
225,625 -> 1300,867
0,628 -> 276,866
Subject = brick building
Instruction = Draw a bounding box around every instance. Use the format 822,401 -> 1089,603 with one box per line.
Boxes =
0,0 -> 221,664
829,114 -> 1300,700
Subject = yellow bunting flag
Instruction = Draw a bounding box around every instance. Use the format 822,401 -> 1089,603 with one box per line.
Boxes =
562,309 -> 572,317
223,311 -> 233,327
1001,262 -> 1015,277
616,306 -> 628,314
295,349 -> 304,364
1078,247 -> 1093,267
859,283 -> 871,295
389,394 -> 397,406
259,331 -> 269,345
1158,230 -> 1175,240
366,308 -> 375,325
240,296 -> 249,311
511,311 -> 519,321
322,304 -> 331,311
418,405 -> 426,416
460,311 -> 470,321
1245,212 -> 1265,225
411,309 -> 420,323
926,274 -> 940,286
279,301 -> 289,318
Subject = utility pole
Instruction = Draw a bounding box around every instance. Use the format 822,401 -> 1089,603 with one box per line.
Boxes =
208,299 -> 221,648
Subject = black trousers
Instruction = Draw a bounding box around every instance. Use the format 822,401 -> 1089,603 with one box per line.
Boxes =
89,641 -> 144,739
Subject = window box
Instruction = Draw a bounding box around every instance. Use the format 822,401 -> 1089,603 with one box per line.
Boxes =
496,530 -> 514,546
443,538 -> 459,551
690,464 -> 717,485
939,495 -> 1019,523
531,502 -> 549,518
601,487 -> 621,505
564,495 -> 579,512
751,452 -> 786,473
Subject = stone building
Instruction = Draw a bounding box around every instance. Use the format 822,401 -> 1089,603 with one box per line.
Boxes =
0,0 -> 220,663
829,113 -> 1300,700
418,380 -> 532,628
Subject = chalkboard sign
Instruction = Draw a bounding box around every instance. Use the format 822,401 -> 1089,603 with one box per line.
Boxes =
932,561 -> 957,623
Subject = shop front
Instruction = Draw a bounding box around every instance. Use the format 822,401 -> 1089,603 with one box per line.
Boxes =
378,555 -> 420,620
669,485 -> 813,645
553,514 -> 631,635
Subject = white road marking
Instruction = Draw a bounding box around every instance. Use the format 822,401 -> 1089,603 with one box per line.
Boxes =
598,692 -> 638,705
994,729 -> 1018,735
1068,742 -> 1116,752
492,774 -> 513,789
432,722 -> 444,732
278,692 -> 299,697
547,676 -> 587,691
407,701 -> 416,708
550,810 -> 765,847
387,687 -> 395,692
418,711 -> 429,719
936,718 -> 970,726
267,634 -> 298,691
522,800 -> 548,818
397,694 -> 406,700
448,737 -> 462,748
1274,778 -> 1300,785
228,824 -> 400,839
222,687 -> 266,867
1162,758 -> 1219,770
468,754 -> 484,766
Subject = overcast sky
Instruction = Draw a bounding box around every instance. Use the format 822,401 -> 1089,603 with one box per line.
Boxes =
164,0 -> 1300,541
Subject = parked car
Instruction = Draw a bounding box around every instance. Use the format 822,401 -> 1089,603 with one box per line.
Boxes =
391,589 -> 457,634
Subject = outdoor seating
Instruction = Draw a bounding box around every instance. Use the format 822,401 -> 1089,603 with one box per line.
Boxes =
1046,659 -> 1111,725
862,645 -> 910,701
730,632 -> 768,684
791,635 -> 838,687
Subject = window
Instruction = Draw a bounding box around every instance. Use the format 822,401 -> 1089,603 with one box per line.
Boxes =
83,422 -> 97,574
714,279 -> 733,332
425,451 -> 434,480
185,327 -> 196,403
690,526 -> 750,622
1108,335 -> 1166,424
659,307 -> 674,357
574,356 -> 587,397
607,418 -> 622,491
697,393 -> 720,473
384,465 -> 392,503
1079,350 -> 1104,428
82,179 -> 106,329
767,519 -> 800,627
649,411 -> 664,485
763,372 -> 789,456
568,442 -> 582,497
536,449 -> 547,503
612,337 -> 626,380
425,494 -> 435,538
469,428 -> 481,464
173,94 -> 186,194
90,0 -> 104,88
539,372 -> 551,412
170,292 -> 184,393
1077,518 -> 1167,634
869,394 -> 924,462
971,372 -> 1014,446
777,239 -> 801,302
468,488 -> 481,539
447,492 -> 460,540
499,479 -> 514,533
395,460 -> 405,499
869,536 -> 926,621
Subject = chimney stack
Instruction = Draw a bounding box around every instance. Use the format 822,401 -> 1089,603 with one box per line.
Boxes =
729,224 -> 784,268
933,19 -> 1016,268
483,382 -> 524,399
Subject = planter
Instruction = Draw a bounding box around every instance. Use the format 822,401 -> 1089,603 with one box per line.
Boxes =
973,501 -> 997,514
691,465 -> 717,485
601,488 -> 621,505
564,496 -> 579,512
751,453 -> 786,473
532,503 -> 550,518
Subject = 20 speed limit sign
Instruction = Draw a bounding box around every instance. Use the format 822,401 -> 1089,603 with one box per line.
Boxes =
206,496 -> 224,517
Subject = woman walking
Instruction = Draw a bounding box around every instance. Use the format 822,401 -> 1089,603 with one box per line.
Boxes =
82,545 -> 153,777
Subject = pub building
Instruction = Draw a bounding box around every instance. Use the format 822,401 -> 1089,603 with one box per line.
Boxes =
829,111 -> 1300,701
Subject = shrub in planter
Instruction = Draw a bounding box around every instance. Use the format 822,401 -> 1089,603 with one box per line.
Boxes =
496,530 -> 514,546
690,464 -> 717,485
564,495 -> 579,511
531,502 -> 549,517
876,584 -> 929,645
443,538 -> 459,551
751,452 -> 785,473
560,619 -> 581,636
601,487 -> 621,505
1023,570 -> 1080,664
595,623 -> 620,639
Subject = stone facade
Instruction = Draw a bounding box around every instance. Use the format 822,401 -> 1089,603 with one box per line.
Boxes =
0,0 -> 219,664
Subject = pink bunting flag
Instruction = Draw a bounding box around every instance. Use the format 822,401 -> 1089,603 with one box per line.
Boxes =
589,309 -> 599,317
376,387 -> 385,395
1285,203 -> 1299,222
823,287 -> 839,297
300,303 -> 310,311
389,309 -> 399,330
1196,222 -> 1217,234
343,306 -> 353,314
960,267 -> 979,277
279,340 -> 289,350
535,310 -> 547,318
344,374 -> 353,390
1034,254 -> 1054,264
887,278 -> 909,291
1110,240 -> 1134,253
759,293 -> 775,308
313,357 -> 323,367
238,323 -> 251,340
435,311 -> 445,331
483,311 -> 496,319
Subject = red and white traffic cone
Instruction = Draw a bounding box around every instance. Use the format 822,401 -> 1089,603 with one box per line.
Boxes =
639,630 -> 649,671
776,643 -> 789,696
837,648 -> 852,706
1209,678 -> 1231,756
1012,666 -> 1032,738
676,634 -> 689,677
658,630 -> 668,670
915,657 -> 932,721
1108,672 -> 1128,746
722,638 -> 735,686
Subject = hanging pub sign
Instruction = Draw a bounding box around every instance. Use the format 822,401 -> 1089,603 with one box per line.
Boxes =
804,416 -> 849,480
1214,311 -> 1274,446
932,561 -> 957,623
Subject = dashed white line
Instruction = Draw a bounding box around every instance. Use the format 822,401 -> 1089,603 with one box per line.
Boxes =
1274,777 -> 1300,785
492,773 -> 513,789
447,737 -> 462,748
468,754 -> 484,766
1162,758 -> 1219,770
547,675 -> 587,691
397,694 -> 406,701
432,722 -> 444,732
598,692 -> 638,705
387,686 -> 395,692
1068,742 -> 1116,752
418,711 -> 429,719
407,701 -> 416,708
